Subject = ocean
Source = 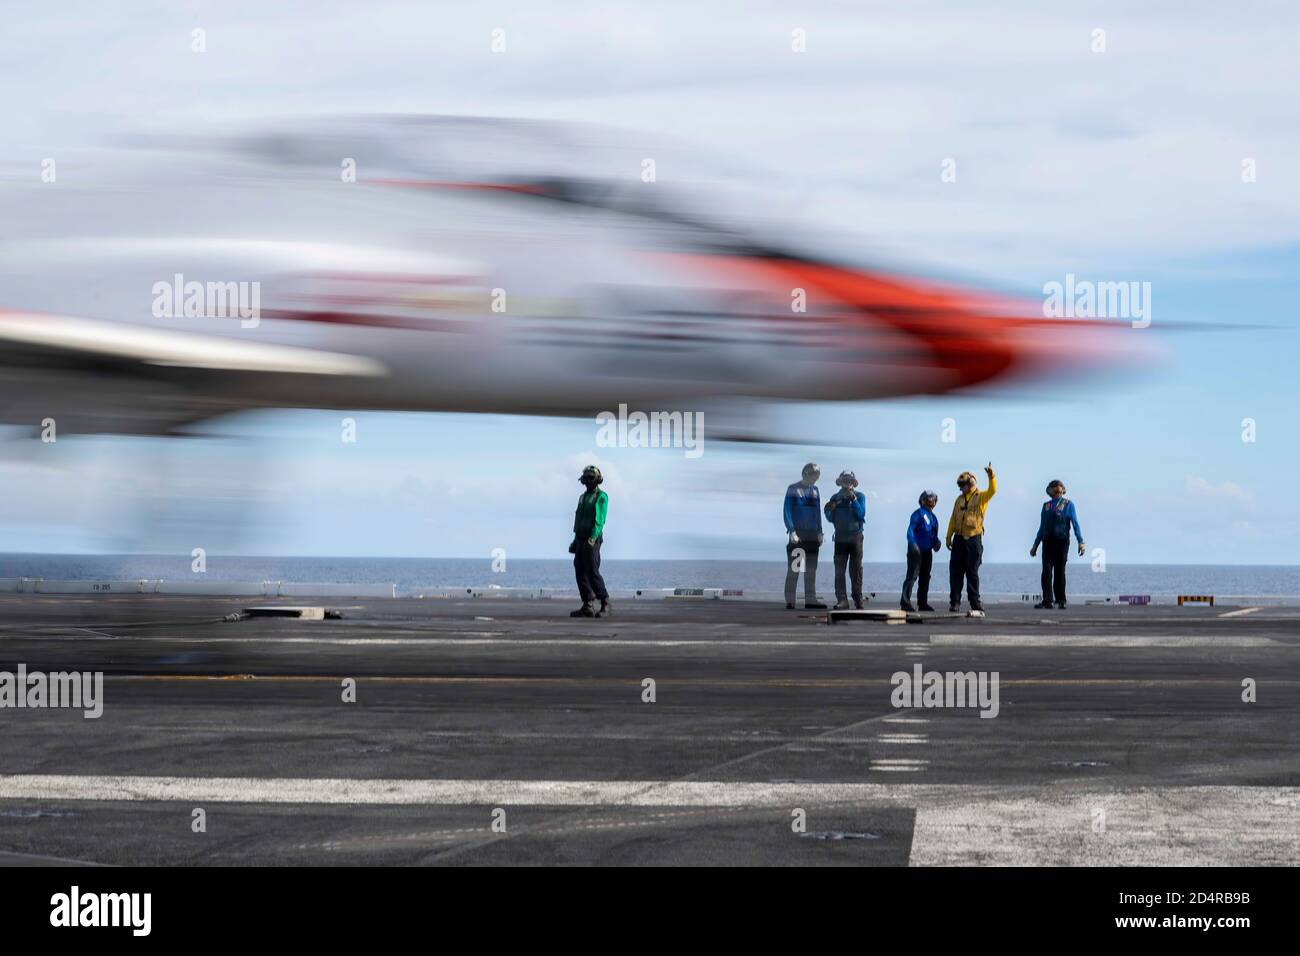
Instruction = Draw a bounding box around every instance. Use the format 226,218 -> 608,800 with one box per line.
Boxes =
1,554 -> 1298,601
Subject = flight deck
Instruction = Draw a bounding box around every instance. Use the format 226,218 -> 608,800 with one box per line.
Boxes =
0,594 -> 1296,866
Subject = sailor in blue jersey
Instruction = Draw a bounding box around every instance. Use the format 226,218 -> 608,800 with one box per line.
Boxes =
902,490 -> 941,612
824,470 -> 867,610
783,462 -> 826,609
1029,479 -> 1085,608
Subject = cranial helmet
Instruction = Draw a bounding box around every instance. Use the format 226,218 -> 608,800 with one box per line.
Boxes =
956,471 -> 977,487
919,489 -> 938,506
1046,479 -> 1066,494
580,465 -> 603,485
835,470 -> 858,488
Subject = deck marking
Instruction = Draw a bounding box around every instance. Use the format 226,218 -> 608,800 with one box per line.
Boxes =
1219,607 -> 1261,618
101,674 -> 1297,688
929,634 -> 1277,647
70,636 -> 938,650
907,786 -> 1300,866
9,633 -> 1285,649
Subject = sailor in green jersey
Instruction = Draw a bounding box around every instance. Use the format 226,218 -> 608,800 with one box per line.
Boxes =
570,464 -> 611,618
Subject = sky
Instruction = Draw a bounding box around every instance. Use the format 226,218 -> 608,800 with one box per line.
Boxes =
1,1 -> 1297,563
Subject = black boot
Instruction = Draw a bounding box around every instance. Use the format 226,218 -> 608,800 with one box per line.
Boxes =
900,600 -> 916,612
570,602 -> 595,618
596,599 -> 612,617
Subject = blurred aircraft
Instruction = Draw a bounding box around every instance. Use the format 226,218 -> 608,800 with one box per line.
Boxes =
0,115 -> 1154,439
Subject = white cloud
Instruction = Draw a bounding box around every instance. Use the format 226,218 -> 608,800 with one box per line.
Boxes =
4,1 -> 1298,279
1184,475 -> 1253,505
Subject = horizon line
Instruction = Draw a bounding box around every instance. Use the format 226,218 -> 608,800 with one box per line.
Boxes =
0,551 -> 1298,569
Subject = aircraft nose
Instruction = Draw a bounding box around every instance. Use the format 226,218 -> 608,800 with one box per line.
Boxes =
753,259 -> 1029,390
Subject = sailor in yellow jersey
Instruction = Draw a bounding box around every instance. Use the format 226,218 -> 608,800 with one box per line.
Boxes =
946,462 -> 997,612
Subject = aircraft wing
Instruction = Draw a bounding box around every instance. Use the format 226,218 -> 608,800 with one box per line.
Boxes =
0,310 -> 386,436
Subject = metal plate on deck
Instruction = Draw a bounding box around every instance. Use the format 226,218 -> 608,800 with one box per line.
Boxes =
242,606 -> 326,620
827,608 -> 907,624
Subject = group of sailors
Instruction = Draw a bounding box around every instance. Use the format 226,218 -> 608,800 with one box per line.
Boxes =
562,461 -> 1085,618
783,462 -> 1084,612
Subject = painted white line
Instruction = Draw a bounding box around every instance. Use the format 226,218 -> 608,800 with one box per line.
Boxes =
929,634 -> 1278,647
876,735 -> 929,744
882,717 -> 929,724
0,774 -> 974,804
95,636 -> 934,651
1219,607 -> 1261,618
